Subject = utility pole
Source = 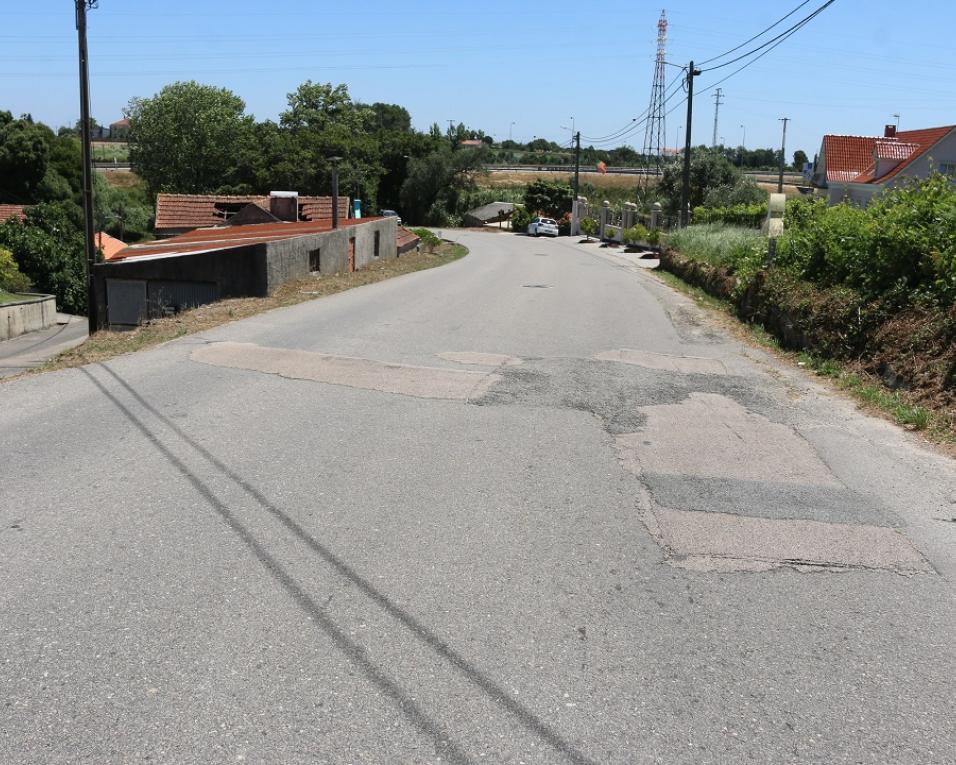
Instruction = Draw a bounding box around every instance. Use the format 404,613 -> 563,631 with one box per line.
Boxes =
573,131 -> 581,201
778,117 -> 790,193
712,88 -> 724,148
680,61 -> 701,227
329,156 -> 342,229
75,0 -> 98,334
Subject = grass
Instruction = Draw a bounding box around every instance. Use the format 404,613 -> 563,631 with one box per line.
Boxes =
92,142 -> 130,162
96,169 -> 143,189
33,242 -> 467,375
664,223 -> 766,270
0,289 -> 26,305
648,265 -> 956,449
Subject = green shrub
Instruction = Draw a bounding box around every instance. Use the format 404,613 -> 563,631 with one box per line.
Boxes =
647,228 -> 661,247
693,203 -> 768,228
409,227 -> 440,252
579,217 -> 598,240
605,226 -> 618,240
0,246 -> 31,292
510,206 -> 532,233
623,224 -> 649,245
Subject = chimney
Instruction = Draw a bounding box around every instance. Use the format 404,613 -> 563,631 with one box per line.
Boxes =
269,191 -> 299,222
884,124 -> 897,138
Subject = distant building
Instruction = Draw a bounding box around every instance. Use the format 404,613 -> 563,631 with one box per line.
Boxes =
109,118 -> 130,139
96,231 -> 127,261
0,204 -> 28,224
812,124 -> 956,205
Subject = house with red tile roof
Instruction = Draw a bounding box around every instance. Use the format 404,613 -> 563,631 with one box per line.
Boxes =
96,231 -> 127,261
811,124 -> 956,205
154,192 -> 351,237
0,204 -> 28,224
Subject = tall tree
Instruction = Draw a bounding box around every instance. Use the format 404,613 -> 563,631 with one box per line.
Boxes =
126,81 -> 255,195
0,111 -> 51,202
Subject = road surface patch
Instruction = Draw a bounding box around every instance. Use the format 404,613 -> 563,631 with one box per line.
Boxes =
652,507 -> 930,573
191,341 -> 500,400
615,392 -> 840,486
594,348 -> 727,375
436,351 -> 523,368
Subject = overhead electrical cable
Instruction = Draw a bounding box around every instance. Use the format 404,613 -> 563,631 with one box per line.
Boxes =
696,0 -> 814,66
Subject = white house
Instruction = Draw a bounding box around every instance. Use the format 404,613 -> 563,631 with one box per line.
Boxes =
811,124 -> 956,205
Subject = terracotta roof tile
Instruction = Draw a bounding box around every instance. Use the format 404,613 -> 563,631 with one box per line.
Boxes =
112,217 -> 381,262
823,126 -> 955,185
154,194 -> 350,233
0,204 -> 28,224
96,231 -> 128,261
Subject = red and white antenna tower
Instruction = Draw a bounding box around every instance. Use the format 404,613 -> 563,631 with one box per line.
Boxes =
641,10 -> 668,182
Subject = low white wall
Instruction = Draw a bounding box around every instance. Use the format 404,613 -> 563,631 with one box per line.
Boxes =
1,294 -> 57,341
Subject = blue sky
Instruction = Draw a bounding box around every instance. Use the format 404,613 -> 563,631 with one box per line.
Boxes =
4,1 -> 955,159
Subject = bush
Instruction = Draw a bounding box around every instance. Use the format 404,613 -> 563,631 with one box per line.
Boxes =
693,203 -> 768,229
0,246 -> 31,292
557,212 -> 571,237
623,224 -> 649,245
409,227 -> 441,252
647,228 -> 661,247
510,206 -> 532,233
703,178 -> 767,208
579,217 -> 598,240
604,226 -> 618,240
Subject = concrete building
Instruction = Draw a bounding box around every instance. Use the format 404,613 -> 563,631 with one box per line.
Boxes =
812,124 -> 956,205
93,213 -> 397,328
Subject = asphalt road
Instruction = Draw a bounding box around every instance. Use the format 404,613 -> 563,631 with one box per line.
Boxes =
2,231 -> 954,764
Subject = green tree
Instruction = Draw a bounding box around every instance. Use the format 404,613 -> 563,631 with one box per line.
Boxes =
0,246 -> 31,292
127,81 -> 256,194
0,204 -> 87,313
657,149 -> 742,214
523,179 -> 572,218
399,143 -> 489,225
0,111 -> 52,202
793,150 -> 809,171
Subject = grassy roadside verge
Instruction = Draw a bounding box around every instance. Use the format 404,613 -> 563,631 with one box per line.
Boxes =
649,267 -> 955,451
32,242 -> 467,375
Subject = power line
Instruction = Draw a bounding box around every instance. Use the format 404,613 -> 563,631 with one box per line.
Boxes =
699,0 -> 838,73
697,0 -> 814,66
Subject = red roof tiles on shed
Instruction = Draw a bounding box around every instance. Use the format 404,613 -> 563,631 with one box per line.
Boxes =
154,194 -> 350,234
112,217 -> 381,262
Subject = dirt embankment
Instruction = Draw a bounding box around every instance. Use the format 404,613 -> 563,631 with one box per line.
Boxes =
659,247 -> 956,424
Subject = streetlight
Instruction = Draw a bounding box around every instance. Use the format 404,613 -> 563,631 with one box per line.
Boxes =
740,124 -> 746,149
509,121 -> 516,141
329,156 -> 342,229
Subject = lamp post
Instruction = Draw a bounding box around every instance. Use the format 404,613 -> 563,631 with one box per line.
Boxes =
329,156 -> 342,229
509,121 -> 516,141
740,124 -> 746,149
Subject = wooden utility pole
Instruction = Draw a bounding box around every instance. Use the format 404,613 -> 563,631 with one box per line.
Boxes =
573,131 -> 581,201
75,0 -> 98,333
680,61 -> 701,227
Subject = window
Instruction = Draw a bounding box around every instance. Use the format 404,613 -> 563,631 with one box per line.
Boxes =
374,231 -> 380,257
309,248 -> 320,273
939,162 -> 956,178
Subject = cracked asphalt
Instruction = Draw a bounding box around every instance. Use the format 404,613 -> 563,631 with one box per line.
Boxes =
1,230 -> 955,764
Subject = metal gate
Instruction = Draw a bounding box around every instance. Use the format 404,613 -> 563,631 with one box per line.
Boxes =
106,278 -> 147,326
146,281 -> 218,318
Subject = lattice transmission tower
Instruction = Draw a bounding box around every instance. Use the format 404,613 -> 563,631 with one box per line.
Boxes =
641,10 -> 668,184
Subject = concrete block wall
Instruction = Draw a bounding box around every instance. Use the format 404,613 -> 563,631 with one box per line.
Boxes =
264,217 -> 397,291
1,295 -> 56,341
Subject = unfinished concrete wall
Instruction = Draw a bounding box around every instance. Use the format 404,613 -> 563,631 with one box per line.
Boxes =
264,217 -> 397,291
0,295 -> 56,341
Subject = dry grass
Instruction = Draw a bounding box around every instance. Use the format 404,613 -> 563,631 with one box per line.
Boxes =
483,170 -> 649,190
36,242 -> 467,374
96,169 -> 144,189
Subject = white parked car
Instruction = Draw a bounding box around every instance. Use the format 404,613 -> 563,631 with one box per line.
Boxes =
528,217 -> 559,237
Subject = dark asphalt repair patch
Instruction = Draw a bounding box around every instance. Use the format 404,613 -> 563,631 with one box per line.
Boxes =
474,356 -> 772,435
522,284 -> 552,288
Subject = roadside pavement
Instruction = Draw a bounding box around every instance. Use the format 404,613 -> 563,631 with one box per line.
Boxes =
0,313 -> 88,378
